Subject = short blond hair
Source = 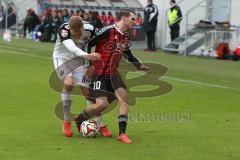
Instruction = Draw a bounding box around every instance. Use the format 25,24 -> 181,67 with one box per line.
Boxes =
69,16 -> 83,30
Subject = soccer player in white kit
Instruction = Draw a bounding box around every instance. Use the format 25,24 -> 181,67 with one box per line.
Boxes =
53,16 -> 112,137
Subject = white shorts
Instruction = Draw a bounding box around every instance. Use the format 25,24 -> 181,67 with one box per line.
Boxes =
53,57 -> 91,87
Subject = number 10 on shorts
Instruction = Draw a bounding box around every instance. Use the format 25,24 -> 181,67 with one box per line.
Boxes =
93,81 -> 101,90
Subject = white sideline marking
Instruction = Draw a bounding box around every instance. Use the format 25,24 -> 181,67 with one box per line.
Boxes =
1,48 -> 239,91
164,76 -> 240,91
0,49 -> 52,60
0,44 -> 29,51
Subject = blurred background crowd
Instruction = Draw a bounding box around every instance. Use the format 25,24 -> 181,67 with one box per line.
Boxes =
0,2 -> 16,29
22,7 -> 144,42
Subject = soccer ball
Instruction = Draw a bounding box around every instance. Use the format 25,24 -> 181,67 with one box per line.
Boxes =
80,120 -> 99,137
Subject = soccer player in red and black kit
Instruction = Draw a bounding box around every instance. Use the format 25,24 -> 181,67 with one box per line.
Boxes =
74,9 -> 150,144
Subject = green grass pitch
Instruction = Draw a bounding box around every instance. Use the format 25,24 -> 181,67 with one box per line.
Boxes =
0,38 -> 239,160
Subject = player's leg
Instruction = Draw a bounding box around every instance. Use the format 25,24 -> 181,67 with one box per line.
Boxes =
74,97 -> 109,132
62,76 -> 74,119
79,85 -> 112,137
111,75 -> 132,143
74,67 -> 112,136
62,76 -> 74,121
53,57 -> 74,137
89,76 -> 116,136
61,76 -> 74,137
115,87 -> 132,144
86,101 -> 112,137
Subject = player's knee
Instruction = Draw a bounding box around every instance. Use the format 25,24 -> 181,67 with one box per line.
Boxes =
64,80 -> 74,86
95,99 -> 108,110
64,77 -> 74,91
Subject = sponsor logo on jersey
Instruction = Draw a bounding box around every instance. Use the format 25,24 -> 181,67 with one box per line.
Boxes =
65,25 -> 70,30
61,30 -> 69,37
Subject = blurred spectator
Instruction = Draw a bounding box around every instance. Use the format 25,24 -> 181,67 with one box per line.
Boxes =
8,2 -> 16,14
50,9 -> 62,42
0,5 -> 4,18
133,13 -> 144,40
114,11 -> 120,24
100,11 -> 107,26
75,10 -> 80,17
41,8 -> 52,41
107,11 -> 114,25
23,5 -> 146,43
168,0 -> 182,42
83,12 -> 90,21
70,9 -> 75,16
58,10 -> 64,24
79,9 -> 85,18
135,13 -> 143,25
89,11 -> 103,30
38,8 -> 48,21
23,9 -> 40,38
1,2 -> 16,28
144,0 -> 158,51
95,11 -> 99,18
63,9 -> 70,23
0,5 -> 4,28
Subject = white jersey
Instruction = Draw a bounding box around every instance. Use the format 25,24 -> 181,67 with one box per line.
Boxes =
52,21 -> 95,87
53,21 -> 95,59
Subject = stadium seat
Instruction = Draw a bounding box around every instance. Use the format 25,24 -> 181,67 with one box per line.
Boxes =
61,0 -> 74,6
84,0 -> 99,7
71,0 -> 87,6
49,0 -> 62,5
96,0 -> 112,7
111,1 -> 127,8
122,0 -> 141,8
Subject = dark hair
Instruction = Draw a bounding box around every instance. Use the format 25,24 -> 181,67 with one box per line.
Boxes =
63,9 -> 69,15
119,9 -> 136,19
58,10 -> 63,14
95,11 -> 99,16
170,0 -> 176,4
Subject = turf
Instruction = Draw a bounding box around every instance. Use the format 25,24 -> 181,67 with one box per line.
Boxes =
0,38 -> 239,160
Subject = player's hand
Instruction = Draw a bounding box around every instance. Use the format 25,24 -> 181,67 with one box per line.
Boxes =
85,53 -> 101,61
139,65 -> 151,73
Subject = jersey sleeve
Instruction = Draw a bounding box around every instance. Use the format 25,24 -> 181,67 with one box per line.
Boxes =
83,22 -> 96,53
58,24 -> 71,42
83,22 -> 95,38
123,49 -> 143,69
88,25 -> 111,48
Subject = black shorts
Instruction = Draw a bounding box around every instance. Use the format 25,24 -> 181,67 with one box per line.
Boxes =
90,74 -> 127,103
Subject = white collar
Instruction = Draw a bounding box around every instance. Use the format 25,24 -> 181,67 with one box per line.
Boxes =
114,24 -> 124,35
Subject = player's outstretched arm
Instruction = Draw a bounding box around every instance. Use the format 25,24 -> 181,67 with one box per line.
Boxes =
62,40 -> 101,61
63,39 -> 88,57
123,49 -> 151,73
85,53 -> 101,61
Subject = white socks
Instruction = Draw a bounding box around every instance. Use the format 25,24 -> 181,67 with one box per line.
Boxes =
61,91 -> 72,121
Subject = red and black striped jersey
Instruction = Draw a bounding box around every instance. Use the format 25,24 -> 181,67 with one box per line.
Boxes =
89,24 -> 143,75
